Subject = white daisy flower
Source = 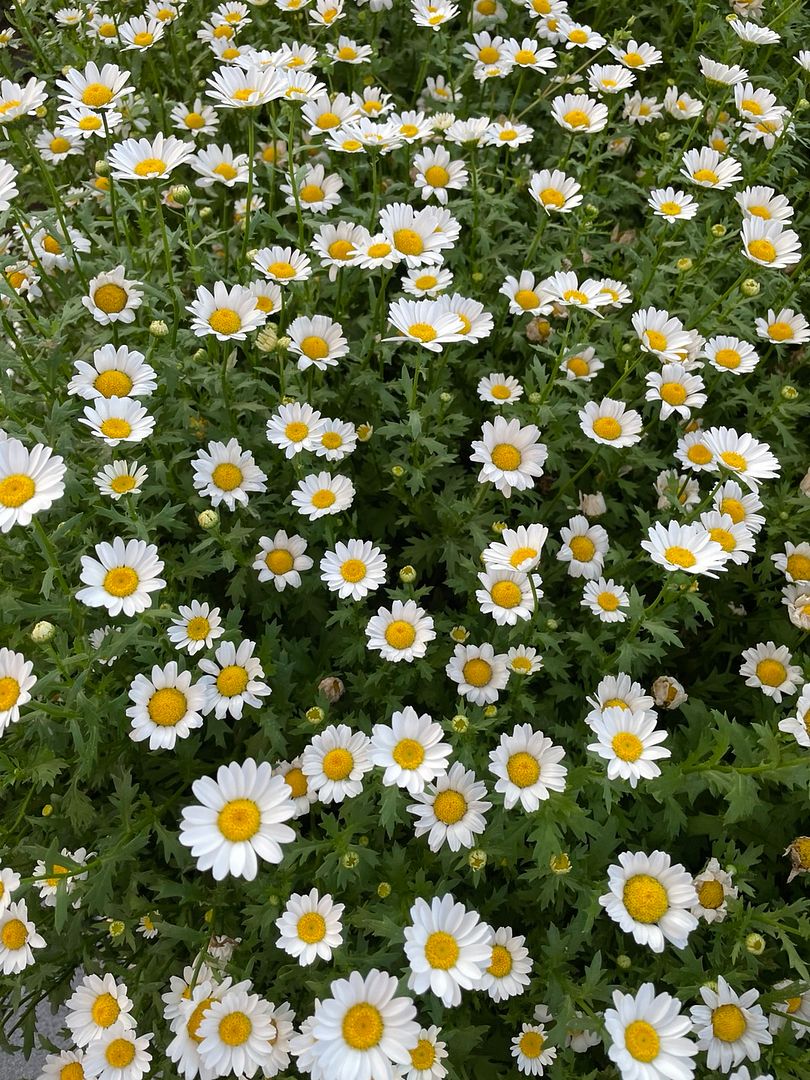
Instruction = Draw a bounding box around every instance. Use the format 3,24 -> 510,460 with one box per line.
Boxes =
197,987 -> 278,1077
206,63 -> 285,109
320,540 -> 387,600
252,244 -> 312,283
477,372 -> 524,405
82,266 -> 143,324
292,472 -> 356,520
690,977 -> 771,1073
579,398 -> 643,447
699,511 -> 756,566
275,757 -> 317,817
648,187 -> 699,222
179,758 -> 296,880
551,92 -> 608,133
446,642 -> 509,705
108,132 -> 194,181
0,900 -> 45,975
302,724 -> 373,804
586,674 -> 655,727
691,858 -> 738,923
282,163 -> 344,214
768,980 -> 810,1038
247,279 -> 282,317
735,185 -> 794,223
529,168 -> 582,213
402,267 -> 454,296
187,282 -> 266,340
312,419 -> 357,461
599,850 -> 698,952
483,523 -> 548,572
254,531 -> 312,590
500,271 -> 550,316
65,973 -> 135,1046
403,1026 -> 448,1080
739,640 -> 802,702
479,926 -> 533,1002
681,146 -> 743,189
171,98 -> 219,137
641,521 -> 728,577
365,599 -> 435,663
702,335 -> 760,375
704,426 -> 781,489
582,577 -> 630,622
191,438 -> 267,510
77,537 -> 166,617
275,889 -> 345,965
36,1050 -> 87,1080
0,867 -> 20,916
288,314 -> 349,370
470,416 -> 548,496
645,363 -> 707,420
32,848 -> 90,909
488,723 -> 567,811
564,347 -> 603,380
0,438 -> 66,533
198,639 -> 271,719
558,515 -> 609,580
118,13 -> 164,50
79,397 -> 155,447
370,706 -> 452,795
68,345 -> 157,401
782,585 -> 810,631
604,982 -> 697,1080
379,202 -> 453,266
404,894 -> 492,1007
126,661 -> 206,750
588,63 -> 637,94
407,762 -> 492,853
83,1024 -> 152,1080
167,601 -> 224,655
511,1023 -> 556,1075
413,145 -> 468,205
741,217 -> 801,269
266,401 -> 325,458
506,645 -> 543,676
699,55 -> 749,85
476,569 -> 538,625
55,61 -> 134,110
754,306 -> 810,345
664,85 -> 703,119
190,143 -> 249,187
588,707 -> 670,788
385,297 -> 465,352
609,39 -> 662,69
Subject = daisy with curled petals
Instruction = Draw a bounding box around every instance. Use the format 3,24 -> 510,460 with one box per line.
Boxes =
691,858 -> 738,924
206,64 -> 285,109
385,297 -> 464,352
82,266 -> 143,324
690,977 -> 771,1073
587,707 -> 670,789
408,762 -> 491,853
704,427 -> 781,489
302,724 -> 373,804
65,973 -> 135,1046
470,416 -> 548,496
500,271 -> 551,316
609,39 -> 662,69
68,344 -> 157,401
623,92 -> 664,125
632,307 -> 693,361
664,86 -> 703,119
730,18 -> 781,43
168,600 -> 224,655
266,402 -> 324,458
326,36 -> 373,62
529,168 -> 582,213
83,1025 -> 152,1080
413,145 -> 468,204
599,850 -> 698,952
190,143 -> 249,187
476,569 -> 538,625
754,306 -> 810,345
390,108 -> 435,143
0,900 -> 44,975
282,163 -> 344,214
582,578 -> 630,623
320,540 -> 387,600
681,147 -> 743,189
0,650 -> 35,734
483,523 -> 548,572
537,270 -> 609,314
772,542 -> 810,583
645,364 -> 707,420
118,13 -> 164,50
254,531 -> 312,590
171,98 -> 219,137
0,439 -> 65,533
404,895 -> 492,1007
197,987 -> 278,1078
699,511 -> 756,566
308,969 -> 419,1080
248,279 -> 282,318
597,277 -> 633,308
735,185 -> 794,223
27,224 -> 91,272
507,646 -> 543,677
446,642 -> 509,705
55,61 -> 133,109
586,673 -> 655,728
557,516 -> 609,580
288,314 -> 349,371
588,64 -> 636,95
0,77 -> 46,129
489,724 -> 567,811
551,93 -> 608,133
370,706 -> 452,795
699,56 -> 749,85
768,980 -> 810,1038
192,439 -> 267,510
702,336 -> 759,375
782,585 -> 810,632
292,472 -> 356,520
179,758 -> 296,880
198,640 -> 271,719
188,282 -> 266,340
511,1023 -> 556,1075
80,398 -> 154,447
648,187 -> 699,222
275,889 -> 344,965
108,133 -> 194,181
252,244 -> 312,283
739,641 -> 802,703
741,218 -> 801,269
641,521 -> 727,577
365,599 -> 436,663
379,203 -> 451,266
579,398 -> 643,448
127,661 -> 206,750
477,373 -> 524,405
404,1026 -> 447,1080
605,983 -> 697,1080
77,537 -> 165,617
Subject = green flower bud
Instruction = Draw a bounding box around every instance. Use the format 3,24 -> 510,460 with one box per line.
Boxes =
149,319 -> 169,337
741,278 -> 760,296
342,851 -> 360,869
468,849 -> 487,871
451,714 -> 469,733
711,223 -> 727,238
399,565 -> 417,584
745,932 -> 765,955
781,385 -> 798,400
377,881 -> 392,898
31,621 -> 56,643
198,509 -> 219,530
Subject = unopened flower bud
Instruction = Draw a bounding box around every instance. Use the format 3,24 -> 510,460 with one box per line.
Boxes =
711,223 -> 727,238
579,491 -> 606,517
377,881 -> 391,898
439,391 -> 452,403
41,803 -> 53,817
198,509 -> 219,530
745,933 -> 765,955
584,203 -> 599,218
95,159 -> 110,177
652,676 -> 688,709
169,184 -> 191,206
468,849 -> 487,871
275,336 -> 290,352
550,853 -> 572,874
199,205 -> 213,220
451,714 -> 469,733
342,851 -> 360,869
109,920 -> 125,938
256,325 -> 278,353
616,954 -> 631,969
450,626 -> 469,643
483,705 -> 497,718
149,319 -> 169,337
546,618 -> 559,631
31,621 -> 56,643
676,257 -> 693,272
192,348 -> 207,362
656,131 -> 671,143
318,677 -> 344,703
204,909 -> 214,924
357,423 -> 373,442
491,521 -> 507,534
391,465 -> 405,478
359,835 -> 369,847
781,385 -> 798,400
472,271 -> 484,282
399,565 -> 416,584
741,278 -> 760,296
306,706 -> 325,724
528,391 -> 542,404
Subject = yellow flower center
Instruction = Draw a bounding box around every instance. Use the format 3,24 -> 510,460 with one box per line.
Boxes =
622,874 -> 669,922
433,789 -> 467,824
100,418 -> 132,440
569,536 -> 596,562
424,164 -> 450,187
233,88 -> 256,103
478,45 -> 499,63
184,111 -> 205,128
605,698 -> 629,709
268,260 -> 295,278
339,558 -> 366,583
715,348 -> 740,369
392,738 -> 425,769
211,462 -> 243,492
266,549 -> 294,575
709,527 -> 735,552
217,798 -> 260,841
42,234 -> 63,255
328,239 -> 355,260
321,432 -> 343,449
687,443 -> 712,465
756,658 -> 786,687
133,31 -> 154,46
82,83 -> 113,107
488,384 -> 511,401
0,474 -> 34,508
597,591 -> 620,611
322,748 -> 354,780
490,580 -> 522,608
507,751 -> 540,787
645,329 -> 668,352
216,665 -> 249,697
208,308 -> 242,335
1,918 -> 27,950
105,1039 -> 135,1068
786,554 -> 810,580
337,45 -> 357,59
463,658 -> 492,687
103,566 -> 139,596
720,450 -> 747,472
539,186 -> 564,207
563,108 -> 590,128
384,620 -> 416,649
623,51 -> 644,66
624,1020 -> 660,1062
214,162 -> 238,181
424,930 -> 459,969
519,1031 -> 544,1058
659,201 -> 682,216
660,381 -> 688,405
94,283 -> 128,313
514,289 -> 540,310
98,22 -> 117,37
301,335 -> 329,359
740,97 -> 761,115
697,879 -> 725,909
400,123 -> 419,137
490,443 -> 521,470
342,1003 -> 383,1050
300,183 -> 325,203
748,239 -> 776,263
341,139 -> 362,151
712,1004 -> 746,1042
297,912 -> 326,943
80,116 -> 102,131
563,288 -> 589,304
254,294 -> 275,313
693,168 -> 719,184
786,996 -> 802,1014
148,687 -> 187,726
110,470 -> 137,493
612,732 -> 643,761
393,228 -> 424,256
508,547 -> 535,569
515,49 -> 537,65
768,321 -> 793,341
410,1039 -> 436,1070
219,1011 -> 252,1046
367,242 -> 392,259
60,1063 -> 85,1080
285,767 -> 308,798
94,369 -> 133,398
91,993 -> 120,1028
311,489 -> 336,508
284,421 -> 309,444
592,416 -> 622,440
487,943 -> 513,977
133,156 -> 166,176
186,616 -> 210,641
664,545 -> 696,569
569,28 -> 588,43
0,677 -> 18,712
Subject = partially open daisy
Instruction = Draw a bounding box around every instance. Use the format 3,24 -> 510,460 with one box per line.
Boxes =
681,146 -> 743,189
302,724 -> 373,804
274,756 -> 317,818
558,515 -> 609,580
187,281 -> 266,340
196,987 -> 278,1078
551,92 -> 608,133
65,973 -> 135,1046
320,540 -> 387,600
82,266 -> 143,324
167,600 -> 224,655
247,279 -> 282,318
582,577 -> 630,622
588,707 -> 670,789
126,661 -> 206,750
292,472 -> 356,520
599,849 -> 698,952
511,1023 -> 556,1076
365,599 -> 435,663
470,416 -> 548,496
191,438 -> 267,510
198,639 -> 271,719
483,523 -> 548,573
579,398 -> 643,448
254,530 -> 312,590
288,314 -> 349,371
641,521 -> 727,577
0,438 -> 66,533
698,511 -> 756,566
704,426 -> 781,489
690,977 -> 771,1073
83,1024 -> 152,1080
507,645 -> 543,677
741,217 -> 801,269
739,640 -> 802,702
564,346 -> 603,381
69,344 -> 157,401
404,894 -> 492,1007
691,858 -> 738,924
0,899 -> 45,975
275,889 -> 344,965
586,673 -> 655,727
408,762 -> 491,853
605,983 -> 697,1080
370,706 -> 452,795
528,168 -> 582,213
755,306 -> 810,345
772,542 -> 810,584
489,723 -> 567,811
179,758 -> 296,879
77,537 -> 166,617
